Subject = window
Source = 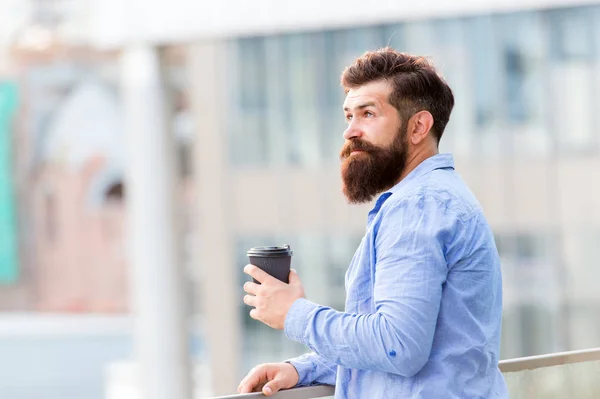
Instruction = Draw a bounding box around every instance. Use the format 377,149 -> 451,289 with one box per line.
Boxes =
496,230 -> 564,357
465,15 -> 501,131
547,8 -> 596,153
495,231 -> 557,265
561,229 -> 600,349
283,33 -> 323,167
262,36 -> 291,167
549,9 -> 594,62
320,30 -> 354,163
432,18 -> 473,156
496,12 -> 546,130
227,38 -> 269,166
518,304 -> 555,356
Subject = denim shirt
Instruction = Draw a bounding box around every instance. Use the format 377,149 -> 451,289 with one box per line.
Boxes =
284,154 -> 508,398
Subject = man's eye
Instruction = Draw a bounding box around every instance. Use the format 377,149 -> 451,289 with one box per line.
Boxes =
365,111 -> 374,117
346,115 -> 353,122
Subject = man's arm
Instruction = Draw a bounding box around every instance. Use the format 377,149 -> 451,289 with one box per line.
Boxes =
284,352 -> 338,386
284,196 -> 455,377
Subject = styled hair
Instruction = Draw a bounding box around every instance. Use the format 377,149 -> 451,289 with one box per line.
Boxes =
341,47 -> 455,143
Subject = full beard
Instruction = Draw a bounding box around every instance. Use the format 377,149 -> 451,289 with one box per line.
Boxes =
339,124 -> 408,204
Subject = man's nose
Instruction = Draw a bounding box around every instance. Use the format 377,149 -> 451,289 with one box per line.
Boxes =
343,121 -> 363,140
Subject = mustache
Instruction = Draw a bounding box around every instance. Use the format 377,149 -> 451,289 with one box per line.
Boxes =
339,139 -> 381,160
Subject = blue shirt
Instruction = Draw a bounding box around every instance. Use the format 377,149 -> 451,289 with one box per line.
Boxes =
284,154 -> 508,398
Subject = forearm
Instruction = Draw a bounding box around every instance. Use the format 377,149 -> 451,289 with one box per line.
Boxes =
284,298 -> 433,377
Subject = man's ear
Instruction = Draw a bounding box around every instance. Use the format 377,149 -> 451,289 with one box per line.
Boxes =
408,111 -> 434,145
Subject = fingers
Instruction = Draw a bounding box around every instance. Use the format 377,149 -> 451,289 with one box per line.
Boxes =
288,269 -> 301,285
249,308 -> 259,321
238,366 -> 264,394
244,264 -> 276,284
243,294 -> 256,307
238,363 -> 298,395
243,281 -> 260,295
262,376 -> 284,396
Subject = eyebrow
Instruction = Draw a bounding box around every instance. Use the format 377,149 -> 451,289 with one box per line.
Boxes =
343,101 -> 378,112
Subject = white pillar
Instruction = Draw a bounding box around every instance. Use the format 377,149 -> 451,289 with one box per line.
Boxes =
188,41 -> 241,396
121,44 -> 192,399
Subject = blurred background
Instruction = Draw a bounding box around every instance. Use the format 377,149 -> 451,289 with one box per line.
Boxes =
0,0 -> 599,398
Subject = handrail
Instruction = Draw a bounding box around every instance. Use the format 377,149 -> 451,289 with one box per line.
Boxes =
498,347 -> 600,373
211,385 -> 335,399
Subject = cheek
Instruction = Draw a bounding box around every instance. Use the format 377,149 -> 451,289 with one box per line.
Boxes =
367,120 -> 397,147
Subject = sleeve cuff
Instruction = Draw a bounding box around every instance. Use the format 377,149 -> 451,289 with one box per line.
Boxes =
284,298 -> 318,344
284,358 -> 314,387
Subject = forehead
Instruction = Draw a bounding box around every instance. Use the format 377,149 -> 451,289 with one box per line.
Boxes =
343,80 -> 394,110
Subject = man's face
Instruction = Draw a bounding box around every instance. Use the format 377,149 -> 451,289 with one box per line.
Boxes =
340,80 -> 409,204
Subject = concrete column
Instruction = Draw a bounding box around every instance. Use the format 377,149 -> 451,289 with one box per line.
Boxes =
121,45 -> 192,399
188,40 -> 241,396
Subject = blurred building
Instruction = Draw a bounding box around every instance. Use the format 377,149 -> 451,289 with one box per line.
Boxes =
0,44 -> 195,313
30,78 -> 126,312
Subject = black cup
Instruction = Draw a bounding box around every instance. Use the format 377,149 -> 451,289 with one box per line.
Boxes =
247,245 -> 293,284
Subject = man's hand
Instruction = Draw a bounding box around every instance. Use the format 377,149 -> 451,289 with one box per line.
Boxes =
243,265 -> 305,330
238,362 -> 300,396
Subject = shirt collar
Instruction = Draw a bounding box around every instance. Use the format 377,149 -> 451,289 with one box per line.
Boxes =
376,153 -> 455,201
367,153 -> 455,225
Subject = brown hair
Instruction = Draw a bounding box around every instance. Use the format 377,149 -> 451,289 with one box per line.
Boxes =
341,47 -> 454,143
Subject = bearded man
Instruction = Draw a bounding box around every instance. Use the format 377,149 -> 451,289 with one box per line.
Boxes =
240,48 -> 508,399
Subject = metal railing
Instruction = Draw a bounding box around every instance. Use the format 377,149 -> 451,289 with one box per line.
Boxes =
212,347 -> 600,398
212,385 -> 335,399
498,347 -> 600,373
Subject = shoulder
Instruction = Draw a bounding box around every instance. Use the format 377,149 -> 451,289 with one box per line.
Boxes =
383,168 -> 483,224
373,168 -> 497,266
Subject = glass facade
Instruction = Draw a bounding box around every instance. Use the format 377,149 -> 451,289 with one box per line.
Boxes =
227,7 -> 600,164
227,5 -> 600,369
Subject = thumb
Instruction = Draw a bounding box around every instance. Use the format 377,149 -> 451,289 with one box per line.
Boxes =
262,377 -> 284,396
288,269 -> 301,285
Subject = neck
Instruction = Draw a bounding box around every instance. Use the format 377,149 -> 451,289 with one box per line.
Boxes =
396,145 -> 439,184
